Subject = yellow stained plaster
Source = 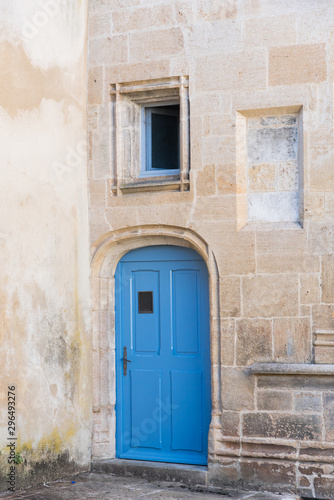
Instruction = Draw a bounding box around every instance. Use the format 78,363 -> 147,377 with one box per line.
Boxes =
0,423 -> 78,466
38,428 -> 63,454
65,422 -> 76,442
36,424 -> 77,455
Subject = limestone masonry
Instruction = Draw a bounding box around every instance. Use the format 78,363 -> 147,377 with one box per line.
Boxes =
1,1 -> 334,499
88,1 -> 334,498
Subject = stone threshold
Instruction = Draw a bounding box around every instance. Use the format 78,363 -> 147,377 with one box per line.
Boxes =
91,459 -> 300,499
249,363 -> 334,375
91,458 -> 207,487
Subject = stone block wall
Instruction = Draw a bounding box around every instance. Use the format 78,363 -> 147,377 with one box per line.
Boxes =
88,0 -> 334,498
216,366 -> 334,498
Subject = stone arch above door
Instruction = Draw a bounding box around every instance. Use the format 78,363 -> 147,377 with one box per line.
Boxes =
91,225 -> 221,460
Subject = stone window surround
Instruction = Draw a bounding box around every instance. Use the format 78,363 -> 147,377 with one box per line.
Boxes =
110,76 -> 190,195
91,225 -> 221,460
236,105 -> 304,231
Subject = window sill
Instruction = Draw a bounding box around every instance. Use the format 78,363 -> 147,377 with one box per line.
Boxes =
111,178 -> 190,195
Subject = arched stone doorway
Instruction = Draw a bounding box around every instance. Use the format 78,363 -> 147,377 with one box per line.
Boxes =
91,225 -> 221,461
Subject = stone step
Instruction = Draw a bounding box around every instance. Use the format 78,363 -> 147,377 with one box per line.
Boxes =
91,459 -> 300,499
91,459 -> 207,488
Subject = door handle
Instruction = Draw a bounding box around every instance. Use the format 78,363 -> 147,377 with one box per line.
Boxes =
121,346 -> 131,376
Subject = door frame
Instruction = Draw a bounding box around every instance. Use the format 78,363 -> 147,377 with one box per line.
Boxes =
91,225 -> 221,462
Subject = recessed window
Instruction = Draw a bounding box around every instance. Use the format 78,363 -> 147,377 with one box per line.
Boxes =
109,76 -> 190,194
142,104 -> 180,176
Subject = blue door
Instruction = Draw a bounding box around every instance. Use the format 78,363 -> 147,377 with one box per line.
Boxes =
115,245 -> 211,465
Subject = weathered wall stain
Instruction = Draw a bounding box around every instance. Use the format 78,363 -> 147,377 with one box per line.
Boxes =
0,0 -> 91,492
0,41 -> 76,117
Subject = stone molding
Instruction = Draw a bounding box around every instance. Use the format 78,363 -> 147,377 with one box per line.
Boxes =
249,363 -> 334,375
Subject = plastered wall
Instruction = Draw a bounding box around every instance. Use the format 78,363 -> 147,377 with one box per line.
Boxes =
88,0 -> 334,498
0,0 -> 91,490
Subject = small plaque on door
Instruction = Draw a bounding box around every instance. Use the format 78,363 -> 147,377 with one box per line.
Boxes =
138,291 -> 153,314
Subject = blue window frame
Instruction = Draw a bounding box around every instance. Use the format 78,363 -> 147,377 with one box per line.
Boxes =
141,104 -> 180,177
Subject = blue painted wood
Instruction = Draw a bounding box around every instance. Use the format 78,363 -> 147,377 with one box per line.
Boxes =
171,371 -> 203,452
133,270 -> 160,353
130,370 -> 162,449
173,270 -> 200,354
116,245 -> 211,465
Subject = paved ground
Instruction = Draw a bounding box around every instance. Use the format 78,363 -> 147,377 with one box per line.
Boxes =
0,473 -> 298,500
